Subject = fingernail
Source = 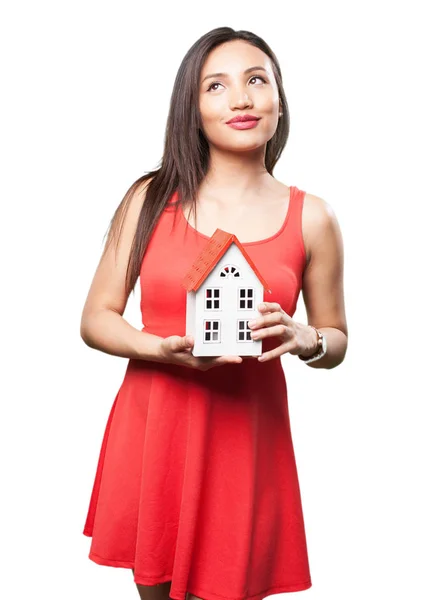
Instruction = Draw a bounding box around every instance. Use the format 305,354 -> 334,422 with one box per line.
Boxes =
248,320 -> 256,328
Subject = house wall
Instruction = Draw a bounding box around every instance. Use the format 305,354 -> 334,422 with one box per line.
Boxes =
185,289 -> 196,340
192,243 -> 263,357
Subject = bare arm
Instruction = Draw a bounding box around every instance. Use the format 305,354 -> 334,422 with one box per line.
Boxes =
300,194 -> 348,369
80,179 -> 164,362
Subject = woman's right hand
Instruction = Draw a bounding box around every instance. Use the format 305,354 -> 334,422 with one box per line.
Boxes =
158,335 -> 243,370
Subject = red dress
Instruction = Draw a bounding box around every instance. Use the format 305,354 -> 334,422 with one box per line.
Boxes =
83,185 -> 312,600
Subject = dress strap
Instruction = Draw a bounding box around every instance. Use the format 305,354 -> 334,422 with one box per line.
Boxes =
284,185 -> 307,261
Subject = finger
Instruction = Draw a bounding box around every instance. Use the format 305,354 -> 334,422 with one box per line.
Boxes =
250,311 -> 286,330
196,358 -> 232,371
258,343 -> 290,362
175,335 -> 193,352
184,335 -> 194,348
190,356 -> 239,369
251,324 -> 287,340
214,356 -> 243,366
259,302 -> 282,313
220,355 -> 243,364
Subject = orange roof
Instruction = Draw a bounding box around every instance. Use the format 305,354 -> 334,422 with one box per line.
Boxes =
181,228 -> 272,294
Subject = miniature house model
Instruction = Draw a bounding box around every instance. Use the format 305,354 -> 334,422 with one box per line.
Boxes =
181,228 -> 272,357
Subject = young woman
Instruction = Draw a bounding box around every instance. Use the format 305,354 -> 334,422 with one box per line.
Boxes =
81,27 -> 348,600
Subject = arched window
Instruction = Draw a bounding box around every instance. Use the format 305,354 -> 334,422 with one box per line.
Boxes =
219,264 -> 241,278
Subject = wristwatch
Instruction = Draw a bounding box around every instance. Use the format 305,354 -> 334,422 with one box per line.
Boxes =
298,326 -> 327,364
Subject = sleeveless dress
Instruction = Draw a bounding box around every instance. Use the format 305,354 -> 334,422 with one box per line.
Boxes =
82,185 -> 312,600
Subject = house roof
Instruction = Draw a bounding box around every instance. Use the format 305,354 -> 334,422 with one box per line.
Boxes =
181,228 -> 272,294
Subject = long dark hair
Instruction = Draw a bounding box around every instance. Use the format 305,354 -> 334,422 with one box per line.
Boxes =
103,26 -> 290,298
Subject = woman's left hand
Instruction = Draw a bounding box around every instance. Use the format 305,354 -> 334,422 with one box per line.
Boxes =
248,302 -> 317,362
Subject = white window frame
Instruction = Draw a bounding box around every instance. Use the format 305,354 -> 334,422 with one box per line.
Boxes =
238,287 -> 254,310
203,319 -> 221,343
237,320 -> 252,342
204,287 -> 222,311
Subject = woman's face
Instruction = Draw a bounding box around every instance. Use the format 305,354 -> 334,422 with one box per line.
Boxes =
198,40 -> 282,152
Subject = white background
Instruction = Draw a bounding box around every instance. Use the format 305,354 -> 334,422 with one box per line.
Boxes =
2,1 -> 444,599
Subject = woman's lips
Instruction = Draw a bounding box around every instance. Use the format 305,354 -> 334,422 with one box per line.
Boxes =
226,119 -> 260,130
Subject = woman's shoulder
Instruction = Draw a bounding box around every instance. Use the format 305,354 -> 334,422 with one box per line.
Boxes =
302,192 -> 337,225
300,191 -> 341,263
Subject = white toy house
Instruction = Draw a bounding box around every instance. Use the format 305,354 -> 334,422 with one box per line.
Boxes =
181,228 -> 272,357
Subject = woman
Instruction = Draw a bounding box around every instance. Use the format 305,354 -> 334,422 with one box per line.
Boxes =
81,27 -> 348,600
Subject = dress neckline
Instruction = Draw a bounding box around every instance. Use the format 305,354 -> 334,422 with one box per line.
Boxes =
179,185 -> 294,246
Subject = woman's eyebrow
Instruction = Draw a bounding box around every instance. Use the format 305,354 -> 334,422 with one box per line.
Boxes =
201,66 -> 267,84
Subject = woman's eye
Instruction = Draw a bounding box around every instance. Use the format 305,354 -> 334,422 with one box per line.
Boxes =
249,76 -> 266,85
207,75 -> 266,92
